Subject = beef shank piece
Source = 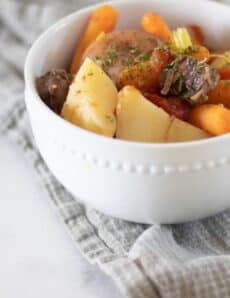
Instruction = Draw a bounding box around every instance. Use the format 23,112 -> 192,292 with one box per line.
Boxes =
160,55 -> 220,105
82,29 -> 162,86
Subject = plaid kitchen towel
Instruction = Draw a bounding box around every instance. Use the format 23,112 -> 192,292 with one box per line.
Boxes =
0,0 -> 230,297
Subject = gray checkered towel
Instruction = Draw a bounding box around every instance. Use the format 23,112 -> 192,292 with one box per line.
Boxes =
0,0 -> 230,297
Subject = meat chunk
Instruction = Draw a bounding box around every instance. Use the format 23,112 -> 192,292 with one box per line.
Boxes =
36,69 -> 71,114
82,30 -> 162,86
160,55 -> 220,105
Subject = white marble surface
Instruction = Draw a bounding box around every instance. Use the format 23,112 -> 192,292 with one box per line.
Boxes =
0,136 -> 121,298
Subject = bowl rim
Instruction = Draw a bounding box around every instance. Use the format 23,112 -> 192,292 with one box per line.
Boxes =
24,0 -> 230,150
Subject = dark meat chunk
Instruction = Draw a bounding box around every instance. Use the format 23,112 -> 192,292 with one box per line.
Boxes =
36,69 -> 71,114
82,30 -> 162,86
160,55 -> 220,105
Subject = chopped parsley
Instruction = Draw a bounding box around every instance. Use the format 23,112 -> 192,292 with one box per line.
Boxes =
121,47 -> 142,66
95,57 -> 107,67
155,44 -> 170,51
135,51 -> 151,63
184,45 -> 200,55
68,73 -> 74,82
95,44 -> 118,67
136,63 -> 145,71
105,114 -> 114,122
107,44 -> 117,61
87,70 -> 94,76
156,43 -> 201,57
95,43 -> 152,69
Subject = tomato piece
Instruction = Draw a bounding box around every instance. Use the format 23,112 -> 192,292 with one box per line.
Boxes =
144,93 -> 192,121
219,67 -> 230,80
152,48 -> 173,73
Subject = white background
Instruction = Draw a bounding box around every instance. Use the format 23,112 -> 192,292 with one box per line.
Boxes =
0,136 -> 121,298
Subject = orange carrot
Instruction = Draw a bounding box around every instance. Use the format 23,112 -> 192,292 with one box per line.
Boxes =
118,61 -> 156,91
188,24 -> 205,45
141,12 -> 172,42
208,80 -> 230,108
70,5 -> 118,73
189,104 -> 230,135
192,46 -> 210,61
119,48 -> 173,91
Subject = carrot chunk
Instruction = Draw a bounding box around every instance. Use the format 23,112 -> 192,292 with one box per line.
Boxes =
192,46 -> 210,61
208,80 -> 230,108
118,48 -> 173,91
70,5 -> 118,73
141,12 -> 172,42
189,104 -> 230,135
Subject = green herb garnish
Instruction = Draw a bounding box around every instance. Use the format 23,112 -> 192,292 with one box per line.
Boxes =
135,51 -> 151,63
184,45 -> 200,55
68,73 -> 74,82
87,70 -> 94,76
105,114 -> 114,122
95,44 -> 118,67
107,45 -> 117,61
155,44 -> 170,51
121,47 -> 141,66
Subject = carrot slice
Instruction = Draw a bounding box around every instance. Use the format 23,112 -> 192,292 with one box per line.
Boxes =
208,80 -> 230,108
118,48 -> 173,91
192,46 -> 210,61
70,5 -> 118,73
141,12 -> 172,42
118,61 -> 157,91
189,104 -> 230,135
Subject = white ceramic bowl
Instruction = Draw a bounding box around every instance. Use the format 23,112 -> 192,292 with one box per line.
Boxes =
24,0 -> 230,224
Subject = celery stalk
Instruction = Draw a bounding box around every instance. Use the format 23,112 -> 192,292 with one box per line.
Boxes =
171,28 -> 193,53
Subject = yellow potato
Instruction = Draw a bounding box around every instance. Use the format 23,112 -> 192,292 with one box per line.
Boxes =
116,86 -> 171,142
61,58 -> 118,137
167,117 -> 209,142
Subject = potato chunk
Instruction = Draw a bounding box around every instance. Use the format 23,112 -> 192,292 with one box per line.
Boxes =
167,117 -> 209,142
116,86 -> 171,142
61,58 -> 118,137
